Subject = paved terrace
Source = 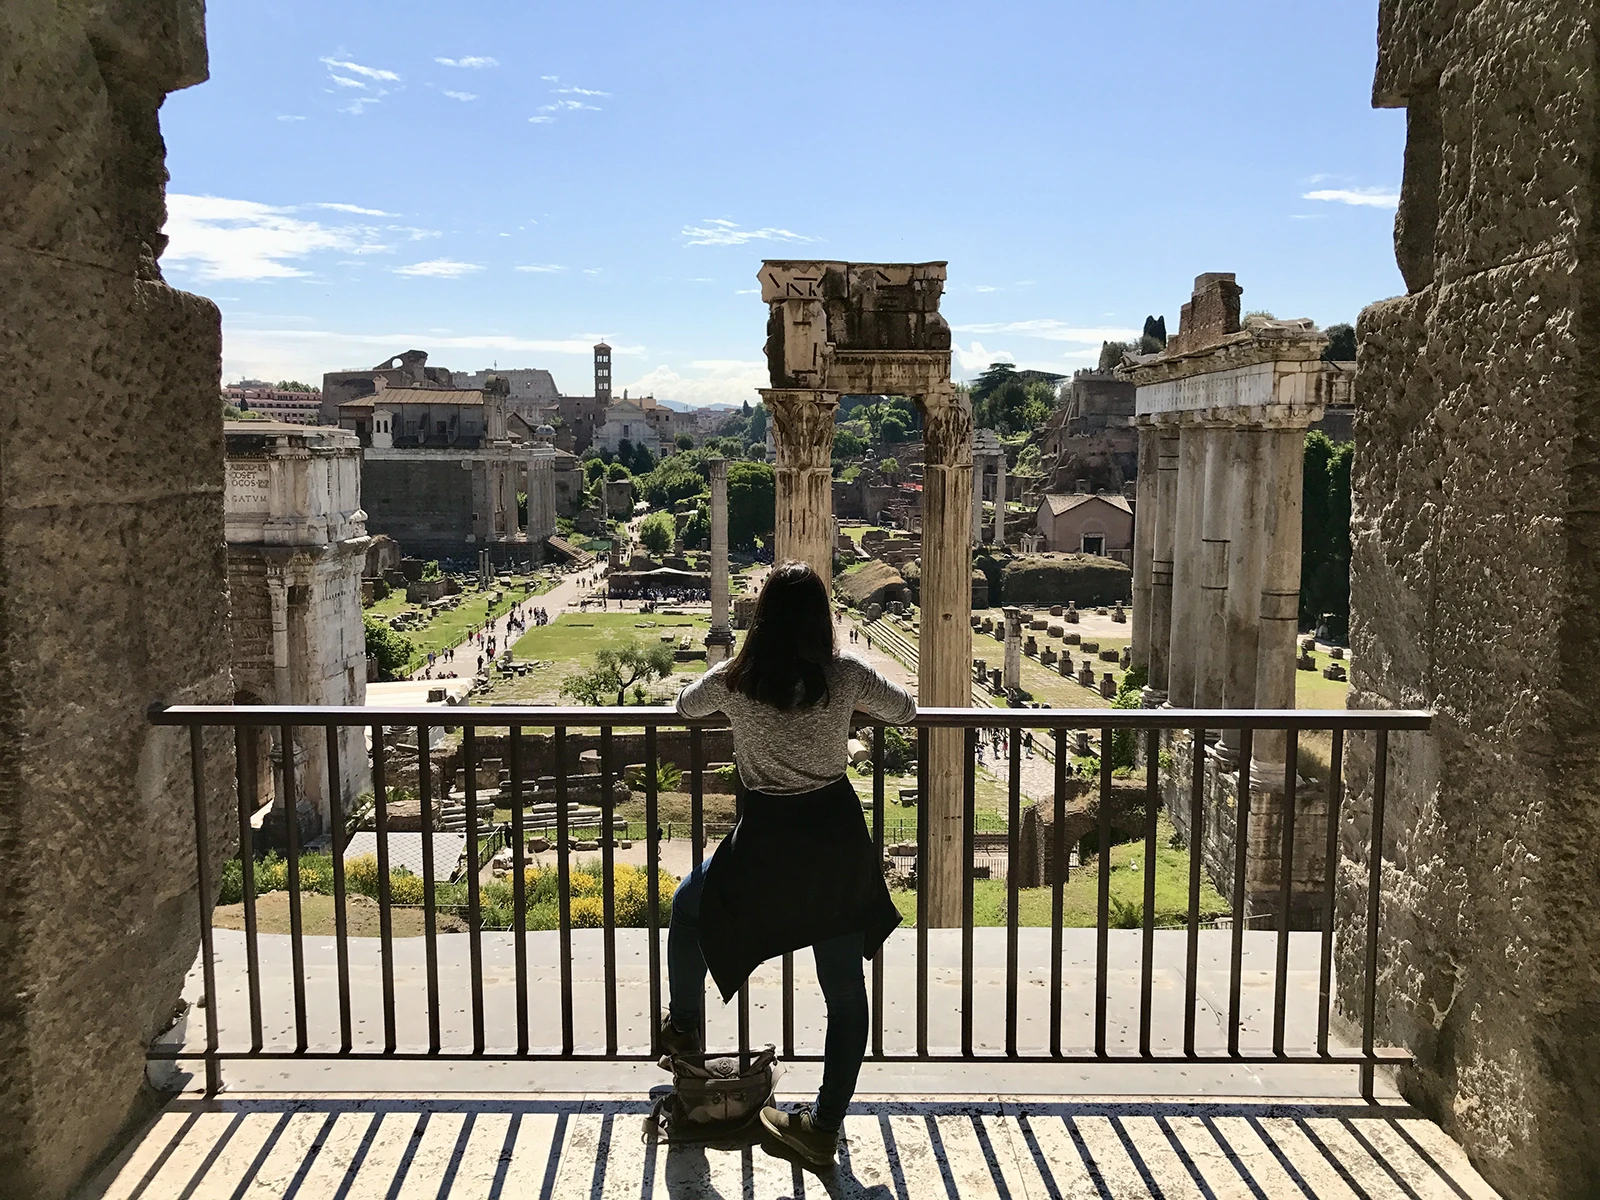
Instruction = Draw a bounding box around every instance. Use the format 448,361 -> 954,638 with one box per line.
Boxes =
78,930 -> 1501,1197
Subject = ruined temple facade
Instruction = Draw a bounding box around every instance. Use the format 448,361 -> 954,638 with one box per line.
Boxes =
1040,370 -> 1138,495
1125,274 -> 1328,923
759,260 -> 972,927
1343,6 -> 1600,1197
224,423 -> 371,841
338,376 -> 565,562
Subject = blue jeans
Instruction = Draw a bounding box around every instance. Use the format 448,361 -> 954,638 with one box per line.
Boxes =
668,854 -> 868,1132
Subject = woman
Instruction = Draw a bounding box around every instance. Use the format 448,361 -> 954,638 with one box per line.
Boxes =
662,561 -> 915,1166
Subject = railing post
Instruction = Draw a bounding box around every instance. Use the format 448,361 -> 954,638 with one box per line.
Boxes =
1361,727 -> 1389,1101
189,726 -> 222,1096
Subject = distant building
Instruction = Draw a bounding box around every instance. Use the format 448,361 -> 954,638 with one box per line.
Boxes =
451,368 -> 559,427
336,375 -> 568,562
224,382 -> 322,425
1033,491 -> 1134,561
321,350 -> 455,425
595,398 -> 662,457
223,421 -> 370,841
594,340 -> 612,403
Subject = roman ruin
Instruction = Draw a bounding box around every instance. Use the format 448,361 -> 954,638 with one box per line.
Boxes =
1338,6 -> 1600,1195
703,456 -> 735,663
1124,273 -> 1328,919
971,427 -> 1006,546
0,2 -> 232,1195
223,422 -> 371,840
760,260 -> 971,926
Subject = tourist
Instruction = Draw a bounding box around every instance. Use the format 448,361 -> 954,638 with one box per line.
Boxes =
1024,731 -> 1034,758
663,562 -> 912,1167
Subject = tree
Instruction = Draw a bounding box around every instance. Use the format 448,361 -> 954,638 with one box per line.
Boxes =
1243,309 -> 1276,322
631,442 -> 656,474
638,455 -> 709,509
746,441 -> 766,460
748,404 -> 768,445
832,429 -> 867,459
606,461 -> 632,481
970,362 -> 1018,404
638,511 -> 675,556
1141,316 -> 1167,348
560,639 -> 677,705
879,411 -> 910,443
878,456 -> 900,480
275,380 -> 317,393
1301,430 -> 1354,639
679,503 -> 710,549
1322,322 -> 1357,362
364,616 -> 413,681
675,432 -> 695,451
726,460 -> 776,548
617,438 -> 635,465
1098,341 -> 1133,371
584,458 -> 608,484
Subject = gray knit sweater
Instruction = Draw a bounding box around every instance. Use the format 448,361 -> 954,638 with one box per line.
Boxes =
675,653 -> 917,794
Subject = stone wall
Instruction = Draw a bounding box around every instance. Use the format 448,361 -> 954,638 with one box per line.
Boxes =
362,456 -> 476,557
1342,6 -> 1600,1197
0,3 -> 233,1197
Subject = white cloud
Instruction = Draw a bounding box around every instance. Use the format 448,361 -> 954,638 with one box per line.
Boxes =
313,202 -> 393,216
682,219 -> 817,248
528,115 -> 555,124
541,74 -> 559,81
277,115 -> 306,122
219,326 -> 644,385
435,55 -> 499,69
973,285 -> 999,293
1303,187 -> 1400,208
340,97 -> 382,115
392,259 -> 484,278
537,99 -> 600,113
953,341 -> 1012,373
621,360 -> 767,408
516,263 -> 566,273
329,75 -> 366,89
583,267 -> 604,275
734,288 -> 759,295
555,86 -> 610,96
442,90 -> 478,102
319,57 -> 400,83
161,194 -> 394,281
950,319 -> 1141,343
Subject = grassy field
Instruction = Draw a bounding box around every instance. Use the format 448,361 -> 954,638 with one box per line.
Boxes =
366,580 -> 548,673
891,814 -> 1230,928
477,611 -> 714,706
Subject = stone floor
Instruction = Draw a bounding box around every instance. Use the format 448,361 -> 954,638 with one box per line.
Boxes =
80,1091 -> 1500,1198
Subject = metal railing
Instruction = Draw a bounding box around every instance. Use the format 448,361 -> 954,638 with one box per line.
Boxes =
149,703 -> 1428,1101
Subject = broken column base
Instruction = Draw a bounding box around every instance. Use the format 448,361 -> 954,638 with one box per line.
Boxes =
704,628 -> 735,665
1163,733 -> 1329,929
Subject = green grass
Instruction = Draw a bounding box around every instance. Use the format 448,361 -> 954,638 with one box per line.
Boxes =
891,815 -> 1229,927
367,582 -> 539,673
477,611 -> 713,705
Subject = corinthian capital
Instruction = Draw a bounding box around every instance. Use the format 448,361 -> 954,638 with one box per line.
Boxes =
760,389 -> 838,470
917,387 -> 974,465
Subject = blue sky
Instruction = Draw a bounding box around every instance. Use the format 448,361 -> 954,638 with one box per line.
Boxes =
161,1 -> 1405,406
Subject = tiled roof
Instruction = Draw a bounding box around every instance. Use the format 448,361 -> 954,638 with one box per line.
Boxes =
1040,492 -> 1133,515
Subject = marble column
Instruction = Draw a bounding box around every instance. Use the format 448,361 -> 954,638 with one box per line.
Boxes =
705,457 -> 735,664
1251,425 -> 1308,780
1002,605 -> 1023,691
971,457 -> 985,546
1218,428 -> 1270,762
1129,426 -> 1159,674
914,387 -> 974,929
761,388 -> 839,586
267,572 -> 292,705
1165,419 -> 1208,707
993,454 -> 1006,547
1193,426 -> 1233,709
1144,429 -> 1180,703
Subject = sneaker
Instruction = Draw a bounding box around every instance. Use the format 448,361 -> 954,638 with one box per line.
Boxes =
657,1012 -> 701,1061
759,1103 -> 839,1167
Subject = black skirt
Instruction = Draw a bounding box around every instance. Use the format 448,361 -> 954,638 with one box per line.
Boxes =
698,774 -> 902,1002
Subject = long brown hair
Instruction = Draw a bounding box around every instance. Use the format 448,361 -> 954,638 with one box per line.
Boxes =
723,561 -> 835,709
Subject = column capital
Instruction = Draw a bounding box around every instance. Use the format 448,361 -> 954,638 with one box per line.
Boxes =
916,387 -> 974,466
760,388 -> 839,470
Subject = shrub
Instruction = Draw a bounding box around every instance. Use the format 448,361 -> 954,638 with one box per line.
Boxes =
657,761 -> 684,793
571,895 -> 604,927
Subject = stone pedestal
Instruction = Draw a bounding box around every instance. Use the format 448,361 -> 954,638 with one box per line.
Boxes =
704,457 -> 735,664
1002,606 -> 1023,692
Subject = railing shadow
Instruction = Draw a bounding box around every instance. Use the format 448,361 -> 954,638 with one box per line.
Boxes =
82,1094 -> 1496,1200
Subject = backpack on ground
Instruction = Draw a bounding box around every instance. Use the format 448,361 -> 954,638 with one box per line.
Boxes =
648,1047 -> 777,1145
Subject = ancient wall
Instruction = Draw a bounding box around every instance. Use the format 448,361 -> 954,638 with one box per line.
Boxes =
362,456 -> 476,557
1342,6 -> 1600,1197
0,3 -> 233,1197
